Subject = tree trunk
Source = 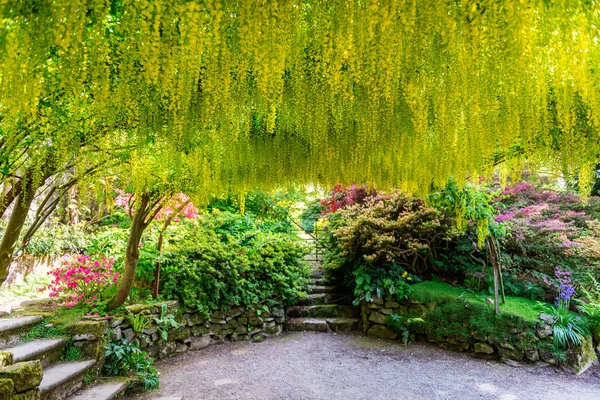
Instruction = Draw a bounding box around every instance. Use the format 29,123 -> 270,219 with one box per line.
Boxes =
151,231 -> 164,299
0,182 -> 37,285
107,193 -> 151,311
487,237 -> 502,314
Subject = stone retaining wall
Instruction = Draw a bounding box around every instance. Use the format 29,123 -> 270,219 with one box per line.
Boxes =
360,297 -> 598,375
105,300 -> 286,360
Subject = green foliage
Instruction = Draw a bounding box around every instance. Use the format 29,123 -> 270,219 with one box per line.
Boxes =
61,346 -> 83,361
153,304 -> 180,341
352,265 -> 416,306
24,223 -> 91,257
161,212 -> 310,317
575,273 -> 600,329
104,339 -> 159,392
298,199 -> 326,232
386,314 -> 424,345
21,319 -> 66,342
551,306 -> 588,350
127,313 -> 151,335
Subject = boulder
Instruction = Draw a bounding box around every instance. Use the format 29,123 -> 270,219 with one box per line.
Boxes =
408,304 -> 428,318
525,349 -> 540,362
0,360 -> 42,393
190,336 -> 211,350
368,312 -> 387,325
367,325 -> 398,340
13,388 -> 41,399
565,336 -> 599,375
474,342 -> 494,355
167,327 -> 191,341
498,347 -> 524,361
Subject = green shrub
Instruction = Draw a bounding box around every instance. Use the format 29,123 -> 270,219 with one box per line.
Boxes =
104,339 -> 159,391
161,222 -> 309,317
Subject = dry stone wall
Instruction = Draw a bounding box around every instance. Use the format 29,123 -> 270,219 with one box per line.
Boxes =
106,300 -> 286,360
360,296 -> 598,375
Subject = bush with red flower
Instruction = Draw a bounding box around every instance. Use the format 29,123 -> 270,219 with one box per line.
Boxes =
45,255 -> 119,308
320,184 -> 377,214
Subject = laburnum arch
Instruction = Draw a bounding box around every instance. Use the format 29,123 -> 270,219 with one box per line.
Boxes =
1,0 -> 599,306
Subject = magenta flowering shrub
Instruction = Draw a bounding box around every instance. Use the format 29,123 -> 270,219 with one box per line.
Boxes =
45,255 -> 119,308
495,182 -> 600,278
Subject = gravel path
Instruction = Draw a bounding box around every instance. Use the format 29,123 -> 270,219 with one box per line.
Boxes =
132,332 -> 600,400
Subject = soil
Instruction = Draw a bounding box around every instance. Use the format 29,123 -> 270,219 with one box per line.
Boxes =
131,332 -> 600,400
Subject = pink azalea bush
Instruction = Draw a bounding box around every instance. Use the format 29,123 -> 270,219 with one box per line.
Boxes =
494,181 -> 600,277
45,255 -> 119,308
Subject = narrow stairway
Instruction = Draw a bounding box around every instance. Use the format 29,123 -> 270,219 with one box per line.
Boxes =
285,228 -> 359,333
0,315 -> 127,400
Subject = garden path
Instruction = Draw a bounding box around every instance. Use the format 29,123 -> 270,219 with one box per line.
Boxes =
132,332 -> 600,400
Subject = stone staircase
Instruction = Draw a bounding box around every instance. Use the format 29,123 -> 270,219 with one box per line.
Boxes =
285,228 -> 359,333
0,315 -> 127,399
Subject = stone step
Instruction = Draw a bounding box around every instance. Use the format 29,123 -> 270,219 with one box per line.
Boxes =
286,304 -> 359,319
285,317 -> 360,333
314,277 -> 342,286
310,269 -> 324,279
327,318 -> 359,333
68,378 -> 129,400
0,316 -> 43,349
296,293 -> 351,306
285,318 -> 328,332
4,338 -> 67,367
307,285 -> 338,294
40,360 -> 96,400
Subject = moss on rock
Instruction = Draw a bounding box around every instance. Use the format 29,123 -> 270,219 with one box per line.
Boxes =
0,360 -> 42,393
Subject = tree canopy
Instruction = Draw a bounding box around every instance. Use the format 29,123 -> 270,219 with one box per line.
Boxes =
2,0 -> 599,197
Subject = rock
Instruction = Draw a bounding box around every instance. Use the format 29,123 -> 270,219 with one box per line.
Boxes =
209,318 -> 227,325
446,337 -> 459,345
175,343 -> 188,353
540,351 -> 559,365
538,313 -> 556,324
439,342 -> 464,352
13,388 -> 41,399
501,358 -> 519,367
167,327 -> 191,341
238,318 -> 248,325
266,325 -> 283,336
379,308 -> 394,315
187,314 -> 205,326
408,304 -> 428,318
189,336 -> 211,350
0,351 -> 13,367
113,326 -> 122,341
122,329 -> 135,342
272,308 -> 285,318
69,320 -> 108,339
537,327 -> 553,339
142,327 -> 156,335
191,325 -> 209,336
368,312 -> 387,325
108,318 -> 124,328
474,342 -> 494,355
0,378 -> 13,398
525,349 -> 540,362
426,302 -> 437,311
0,360 -> 42,393
498,347 -> 524,361
158,341 -> 177,359
384,301 -> 400,308
252,334 -> 266,343
367,325 -> 398,340
73,333 -> 96,341
565,336 -> 599,375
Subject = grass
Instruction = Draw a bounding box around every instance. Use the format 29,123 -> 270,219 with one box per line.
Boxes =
410,280 -> 548,322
